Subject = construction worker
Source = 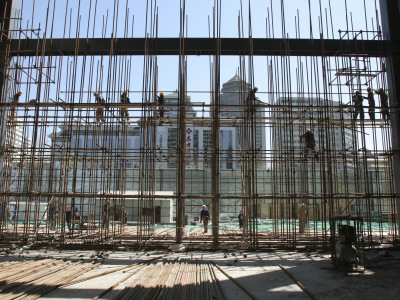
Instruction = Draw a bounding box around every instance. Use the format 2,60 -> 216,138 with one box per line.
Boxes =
375,88 -> 390,120
49,202 -> 59,230
299,203 -> 308,233
73,207 -> 83,230
103,200 -> 110,229
244,87 -> 258,115
246,87 -> 258,109
65,206 -> 72,230
352,91 -> 364,121
0,200 -> 10,225
11,91 -> 22,119
363,87 -> 375,120
124,210 -> 128,225
238,210 -> 243,229
157,92 -> 164,118
247,87 -> 258,101
199,205 -> 210,233
93,92 -> 105,122
120,90 -> 130,121
300,129 -> 319,160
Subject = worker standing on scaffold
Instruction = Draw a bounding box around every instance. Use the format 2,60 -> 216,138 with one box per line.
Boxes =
300,129 -> 319,160
352,91 -> 364,121
363,87 -> 375,120
93,92 -> 105,123
10,91 -> 23,120
120,90 -> 130,122
375,88 -> 390,120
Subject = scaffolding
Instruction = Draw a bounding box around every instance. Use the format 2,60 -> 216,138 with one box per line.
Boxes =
0,0 -> 399,251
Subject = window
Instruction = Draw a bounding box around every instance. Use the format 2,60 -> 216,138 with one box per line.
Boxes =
203,130 -> 211,149
203,130 -> 211,168
193,130 -> 199,158
167,128 -> 178,167
168,128 -> 178,149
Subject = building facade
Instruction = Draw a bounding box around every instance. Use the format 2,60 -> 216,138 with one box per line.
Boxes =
156,91 -> 238,170
49,77 -> 260,171
220,75 -> 266,166
3,118 -> 31,164
271,97 -> 353,165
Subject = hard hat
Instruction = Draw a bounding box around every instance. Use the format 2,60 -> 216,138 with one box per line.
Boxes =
18,91 -> 23,95
355,91 -> 360,94
306,129 -> 311,132
202,205 -> 206,208
378,88 -> 383,92
93,92 -> 98,96
253,87 -> 258,92
366,87 -> 371,91
123,90 -> 128,94
160,92 -> 164,96
107,199 -> 111,204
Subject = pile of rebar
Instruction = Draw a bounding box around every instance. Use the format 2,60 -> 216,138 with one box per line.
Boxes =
0,259 -> 100,299
115,259 -> 224,300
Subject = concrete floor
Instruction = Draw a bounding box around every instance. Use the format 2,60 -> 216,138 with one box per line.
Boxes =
1,248 -> 400,299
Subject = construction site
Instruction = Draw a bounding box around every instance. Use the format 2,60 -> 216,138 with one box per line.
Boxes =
1,0 -> 400,299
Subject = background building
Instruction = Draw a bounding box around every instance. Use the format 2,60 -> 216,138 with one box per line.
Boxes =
156,91 -> 239,170
220,75 -> 266,168
49,77 -> 263,171
271,97 -> 353,168
3,118 -> 31,164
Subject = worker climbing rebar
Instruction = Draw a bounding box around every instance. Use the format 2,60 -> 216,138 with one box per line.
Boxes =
157,92 -> 165,118
352,91 -> 364,121
120,90 -> 130,122
93,92 -> 105,122
375,88 -> 390,120
244,87 -> 258,116
10,91 -> 22,120
300,129 -> 319,160
247,87 -> 258,102
363,87 -> 375,120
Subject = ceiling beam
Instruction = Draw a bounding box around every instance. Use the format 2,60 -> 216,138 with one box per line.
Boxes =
8,37 -> 398,57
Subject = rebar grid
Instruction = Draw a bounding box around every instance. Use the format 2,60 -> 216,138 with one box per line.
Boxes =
0,0 -> 399,250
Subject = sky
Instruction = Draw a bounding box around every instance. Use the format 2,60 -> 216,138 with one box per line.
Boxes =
10,0 -> 388,152
15,0 -> 383,103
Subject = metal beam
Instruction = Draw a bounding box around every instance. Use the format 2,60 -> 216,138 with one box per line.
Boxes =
0,0 -> 13,98
0,0 -> 13,211
380,0 -> 400,239
8,38 -> 398,57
